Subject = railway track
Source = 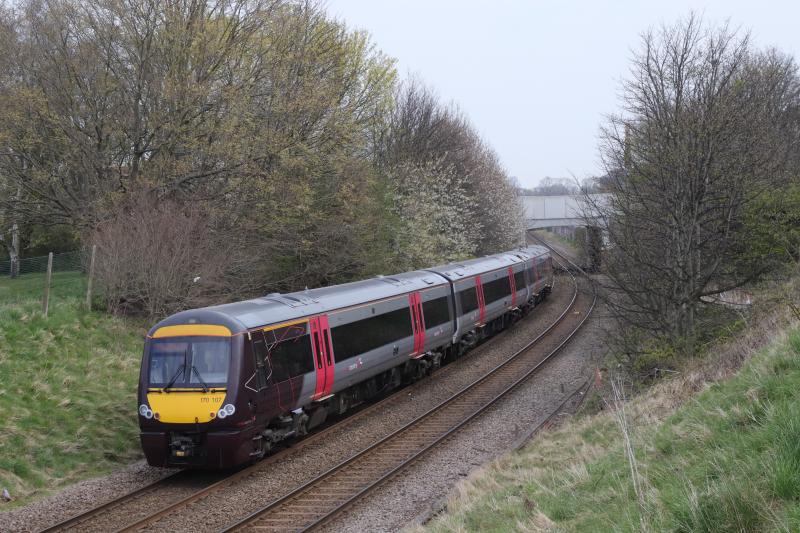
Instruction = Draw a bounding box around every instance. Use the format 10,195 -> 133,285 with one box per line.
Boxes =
41,241 -> 587,533
39,361 -> 464,533
222,256 -> 595,532
38,470 -> 198,533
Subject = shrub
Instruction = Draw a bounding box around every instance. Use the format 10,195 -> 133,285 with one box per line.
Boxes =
91,195 -> 232,319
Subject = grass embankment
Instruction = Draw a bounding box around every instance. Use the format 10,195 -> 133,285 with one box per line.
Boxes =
532,229 -> 579,256
422,317 -> 800,531
0,272 -> 146,508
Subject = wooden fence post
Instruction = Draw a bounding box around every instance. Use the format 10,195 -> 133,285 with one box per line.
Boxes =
85,244 -> 96,310
42,252 -> 53,317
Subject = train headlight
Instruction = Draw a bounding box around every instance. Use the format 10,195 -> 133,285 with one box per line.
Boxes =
217,404 -> 235,419
139,404 -> 153,419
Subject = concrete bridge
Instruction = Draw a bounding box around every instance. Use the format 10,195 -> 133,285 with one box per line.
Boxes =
521,193 -> 610,271
520,194 -> 608,230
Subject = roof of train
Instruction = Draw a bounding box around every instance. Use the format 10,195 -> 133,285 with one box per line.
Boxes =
150,269 -> 449,335
427,245 -> 550,281
148,245 -> 552,336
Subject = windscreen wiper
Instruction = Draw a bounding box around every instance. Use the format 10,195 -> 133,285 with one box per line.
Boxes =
163,364 -> 186,393
190,365 -> 209,393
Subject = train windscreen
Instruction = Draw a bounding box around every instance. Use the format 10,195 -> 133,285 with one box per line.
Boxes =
148,337 -> 231,389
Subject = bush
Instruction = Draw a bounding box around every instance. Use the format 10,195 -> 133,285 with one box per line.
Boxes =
91,196 -> 232,319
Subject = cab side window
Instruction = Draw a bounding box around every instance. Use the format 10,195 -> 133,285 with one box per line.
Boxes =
251,331 -> 270,390
263,324 -> 314,383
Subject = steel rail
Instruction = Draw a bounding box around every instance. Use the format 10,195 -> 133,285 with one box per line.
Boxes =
41,356 -> 458,533
42,357 -> 448,533
302,263 -> 595,532
222,259 -> 594,532
38,471 -> 188,533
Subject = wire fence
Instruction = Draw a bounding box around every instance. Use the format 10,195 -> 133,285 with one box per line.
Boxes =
0,249 -> 95,315
0,250 -> 85,276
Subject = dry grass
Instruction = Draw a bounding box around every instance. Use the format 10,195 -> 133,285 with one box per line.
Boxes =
415,268 -> 800,532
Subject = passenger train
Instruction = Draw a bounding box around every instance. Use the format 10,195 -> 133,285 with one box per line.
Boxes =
138,246 -> 553,468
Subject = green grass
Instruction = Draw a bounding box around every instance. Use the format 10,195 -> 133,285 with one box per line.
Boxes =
0,272 -> 147,508
533,229 -> 580,256
422,327 -> 800,532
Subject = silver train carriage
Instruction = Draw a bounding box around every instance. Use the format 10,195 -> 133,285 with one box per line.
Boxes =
137,245 -> 553,468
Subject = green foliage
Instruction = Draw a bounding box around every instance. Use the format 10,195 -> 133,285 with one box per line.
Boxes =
423,327 -> 800,532
0,1 -> 523,312
741,184 -> 800,267
23,226 -> 80,256
0,272 -> 145,507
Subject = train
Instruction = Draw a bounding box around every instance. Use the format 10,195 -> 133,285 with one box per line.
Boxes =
138,245 -> 554,468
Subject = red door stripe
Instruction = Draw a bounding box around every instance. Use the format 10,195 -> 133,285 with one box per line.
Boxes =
475,275 -> 486,325
416,293 -> 426,354
309,317 -> 325,400
310,315 -> 335,399
508,266 -> 517,308
408,294 -> 418,354
319,314 -> 335,396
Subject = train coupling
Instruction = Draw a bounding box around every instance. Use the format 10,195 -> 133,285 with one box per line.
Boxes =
170,433 -> 202,459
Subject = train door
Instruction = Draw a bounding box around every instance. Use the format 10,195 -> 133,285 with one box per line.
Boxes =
408,292 -> 426,357
475,275 -> 486,325
249,331 -> 273,418
310,315 -> 335,400
507,266 -> 517,308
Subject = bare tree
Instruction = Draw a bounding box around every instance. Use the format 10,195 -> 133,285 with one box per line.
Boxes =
591,14 -> 800,354
92,193 -> 235,318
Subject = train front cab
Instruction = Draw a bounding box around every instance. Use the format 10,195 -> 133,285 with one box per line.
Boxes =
138,324 -> 255,469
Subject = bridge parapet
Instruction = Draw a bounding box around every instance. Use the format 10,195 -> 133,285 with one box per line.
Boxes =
520,193 -> 609,229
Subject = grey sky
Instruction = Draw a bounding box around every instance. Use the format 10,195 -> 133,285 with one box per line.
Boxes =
326,1 -> 800,189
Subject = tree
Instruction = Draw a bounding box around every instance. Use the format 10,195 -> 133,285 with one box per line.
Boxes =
532,177 -> 578,195
388,159 -> 479,269
591,14 -> 800,354
378,78 -> 523,262
0,0 -> 281,227
0,0 -> 524,316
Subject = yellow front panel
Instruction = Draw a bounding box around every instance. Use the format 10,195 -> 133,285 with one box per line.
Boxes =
147,390 -> 227,423
152,324 -> 232,338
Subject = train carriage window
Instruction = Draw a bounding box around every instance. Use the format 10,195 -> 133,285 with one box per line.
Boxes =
331,305 -> 413,362
482,276 -> 511,304
459,286 -> 479,314
527,266 -> 536,284
422,296 -> 451,328
514,270 -> 525,290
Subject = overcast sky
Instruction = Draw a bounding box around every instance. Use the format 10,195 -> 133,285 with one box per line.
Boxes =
325,1 -> 800,189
